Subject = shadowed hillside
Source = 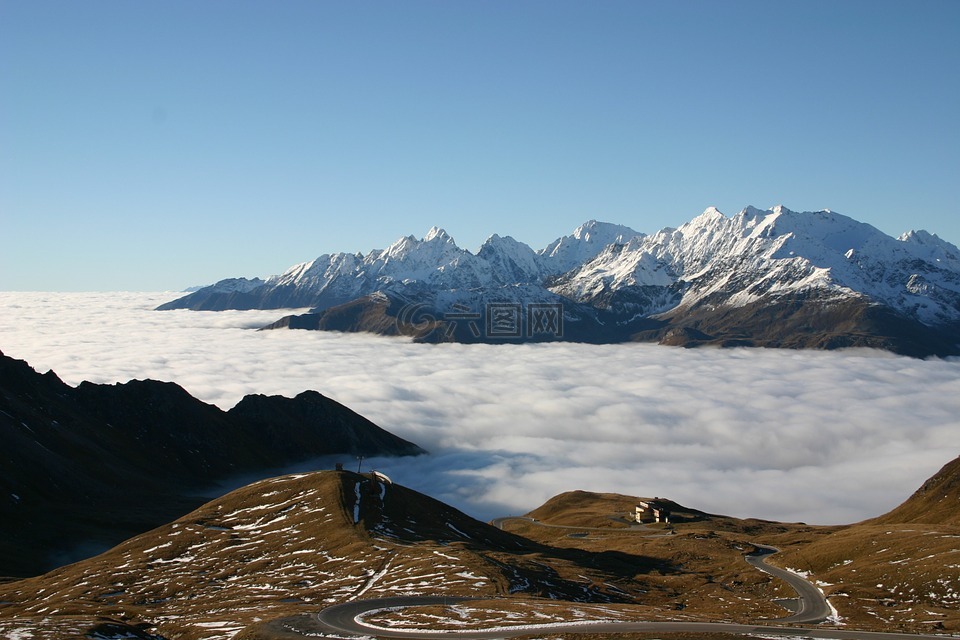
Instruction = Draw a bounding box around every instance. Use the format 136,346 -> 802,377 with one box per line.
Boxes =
0,350 -> 424,578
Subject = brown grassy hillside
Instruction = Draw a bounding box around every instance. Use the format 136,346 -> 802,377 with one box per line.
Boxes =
0,471 -> 669,639
868,454 -> 960,526
774,454 -> 960,632
4,457 -> 956,638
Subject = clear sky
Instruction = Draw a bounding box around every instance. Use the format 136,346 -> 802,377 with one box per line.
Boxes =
2,0 -> 958,291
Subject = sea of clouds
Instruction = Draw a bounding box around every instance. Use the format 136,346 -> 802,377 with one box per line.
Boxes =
1,291 -> 958,525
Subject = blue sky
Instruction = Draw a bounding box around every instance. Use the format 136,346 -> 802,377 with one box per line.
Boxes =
2,0 -> 958,291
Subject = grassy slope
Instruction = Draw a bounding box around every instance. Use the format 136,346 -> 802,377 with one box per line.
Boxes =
2,456 -> 957,639
0,472 -> 667,639
774,454 -> 960,632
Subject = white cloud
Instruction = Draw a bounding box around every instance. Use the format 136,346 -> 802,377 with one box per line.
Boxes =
1,292 -> 958,525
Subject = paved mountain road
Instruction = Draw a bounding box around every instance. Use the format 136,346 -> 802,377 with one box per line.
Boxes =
264,595 -> 955,639
257,527 -> 954,640
746,544 -> 834,624
493,518 -> 832,623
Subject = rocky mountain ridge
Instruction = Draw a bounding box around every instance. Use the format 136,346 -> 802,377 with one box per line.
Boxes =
157,219 -> 638,312
0,350 -> 424,578
158,206 -> 960,356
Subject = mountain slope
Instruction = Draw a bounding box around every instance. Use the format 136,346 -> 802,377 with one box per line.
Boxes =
157,206 -> 960,356
867,453 -> 960,526
3,462 -> 956,637
0,470 -> 664,640
0,350 -> 424,578
639,290 -> 960,357
261,286 -> 660,344
498,470 -> 960,635
773,453 -> 960,631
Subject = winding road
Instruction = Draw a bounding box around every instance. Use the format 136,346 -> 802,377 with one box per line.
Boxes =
491,517 -> 830,623
746,543 -> 833,624
262,543 -> 956,639
271,595 -> 954,639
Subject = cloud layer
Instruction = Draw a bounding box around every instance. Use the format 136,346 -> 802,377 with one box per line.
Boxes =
1,291 -> 958,525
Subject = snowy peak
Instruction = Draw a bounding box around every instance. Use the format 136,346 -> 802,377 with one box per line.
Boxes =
539,220 -> 643,273
207,277 -> 266,294
568,219 -> 642,245
758,210 -> 883,265
423,226 -> 455,243
696,206 -> 726,222
898,230 -> 960,264
477,233 -> 545,284
899,229 -> 937,244
382,234 -> 421,259
377,227 -> 466,269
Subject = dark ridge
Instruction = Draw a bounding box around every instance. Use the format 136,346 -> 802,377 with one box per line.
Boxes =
0,349 -> 425,578
259,291 -> 665,345
639,292 -> 960,358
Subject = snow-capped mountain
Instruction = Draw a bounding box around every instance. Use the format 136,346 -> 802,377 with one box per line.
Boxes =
158,206 -> 960,356
554,205 -> 960,325
156,221 -> 635,313
538,220 -> 643,274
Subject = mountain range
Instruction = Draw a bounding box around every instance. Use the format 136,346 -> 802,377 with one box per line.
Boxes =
158,205 -> 960,357
0,350 -> 424,578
